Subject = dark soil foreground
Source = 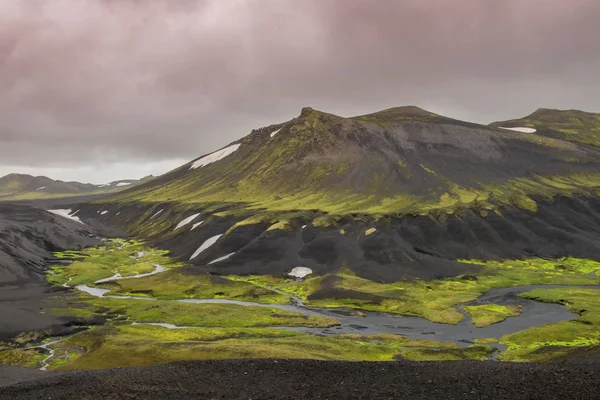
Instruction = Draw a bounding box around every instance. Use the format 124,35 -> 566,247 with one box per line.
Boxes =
2,359 -> 600,400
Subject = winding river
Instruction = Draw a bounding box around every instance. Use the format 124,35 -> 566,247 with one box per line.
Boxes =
72,269 -> 600,351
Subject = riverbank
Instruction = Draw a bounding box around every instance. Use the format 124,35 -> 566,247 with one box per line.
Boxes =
2,358 -> 600,400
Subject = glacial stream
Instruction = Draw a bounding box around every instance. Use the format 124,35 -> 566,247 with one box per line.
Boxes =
72,270 -> 599,351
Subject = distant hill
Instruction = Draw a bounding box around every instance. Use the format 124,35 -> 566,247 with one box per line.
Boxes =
0,173 -> 153,201
490,108 -> 600,147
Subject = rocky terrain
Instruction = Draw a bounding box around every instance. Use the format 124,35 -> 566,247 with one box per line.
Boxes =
2,359 -> 600,399
0,204 -> 99,340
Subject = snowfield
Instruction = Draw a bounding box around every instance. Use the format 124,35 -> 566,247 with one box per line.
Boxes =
150,209 -> 164,219
36,186 -> 46,191
115,182 -> 132,187
288,267 -> 313,279
191,221 -> 204,230
47,209 -> 85,224
499,127 -> 537,133
270,128 -> 282,138
208,253 -> 235,264
175,213 -> 201,230
190,144 -> 241,170
190,234 -> 223,260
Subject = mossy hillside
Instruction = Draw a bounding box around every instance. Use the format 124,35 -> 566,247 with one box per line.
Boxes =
499,287 -> 600,362
55,324 -> 485,370
46,239 -> 183,286
491,108 -> 600,147
91,106 -> 600,221
461,304 -> 522,328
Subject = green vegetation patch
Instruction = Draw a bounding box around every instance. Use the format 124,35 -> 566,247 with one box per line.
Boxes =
462,304 -> 522,328
50,295 -> 338,329
397,345 -> 495,361
499,288 -> 600,362
106,270 -> 291,304
46,238 -> 183,287
58,325 -> 471,370
0,348 -> 44,367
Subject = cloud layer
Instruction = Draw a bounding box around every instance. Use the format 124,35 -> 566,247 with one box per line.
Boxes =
1,0 -> 599,182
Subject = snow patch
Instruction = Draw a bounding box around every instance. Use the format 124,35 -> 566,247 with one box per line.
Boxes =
208,253 -> 235,265
175,213 -> 201,230
190,234 -> 223,260
115,182 -> 132,187
190,144 -> 241,170
97,184 -> 110,188
100,211 -> 108,215
36,186 -> 46,191
270,128 -> 282,138
48,209 -> 84,224
289,267 -> 313,279
150,209 -> 164,219
302,225 -> 307,229
131,322 -> 193,329
76,285 -> 110,297
499,127 -> 537,133
191,221 -> 204,230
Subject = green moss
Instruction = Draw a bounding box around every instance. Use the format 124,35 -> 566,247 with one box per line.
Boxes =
365,228 -> 377,236
474,338 -> 498,345
106,270 -> 291,304
46,239 -> 182,287
462,304 -> 522,328
499,288 -> 600,361
58,325 -> 473,370
397,345 -> 495,361
0,348 -> 43,367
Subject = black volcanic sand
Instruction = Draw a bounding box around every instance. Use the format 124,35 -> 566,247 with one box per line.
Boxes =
73,194 -> 600,283
0,204 -> 102,340
2,359 -> 600,399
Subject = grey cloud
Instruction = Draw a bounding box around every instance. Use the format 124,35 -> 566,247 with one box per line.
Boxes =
1,0 -> 599,181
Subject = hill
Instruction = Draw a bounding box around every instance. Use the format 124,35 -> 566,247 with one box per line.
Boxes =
65,106 -> 600,282
0,174 -> 153,201
106,106 -> 600,215
490,108 -> 600,147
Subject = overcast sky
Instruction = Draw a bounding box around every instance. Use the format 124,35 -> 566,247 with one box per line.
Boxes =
1,0 -> 599,183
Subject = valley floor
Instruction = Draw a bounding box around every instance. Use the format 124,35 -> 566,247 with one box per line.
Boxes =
2,238 -> 600,371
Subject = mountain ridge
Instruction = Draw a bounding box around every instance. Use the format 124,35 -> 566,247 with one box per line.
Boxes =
0,173 -> 153,201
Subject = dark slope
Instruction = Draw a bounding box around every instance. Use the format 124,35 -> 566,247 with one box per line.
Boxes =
70,106 -> 600,281
0,204 -> 99,341
3,359 -> 600,400
490,108 -> 600,147
0,173 -> 151,201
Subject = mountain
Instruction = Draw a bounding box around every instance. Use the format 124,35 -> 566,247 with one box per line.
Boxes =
490,108 -> 600,147
107,106 -> 600,214
71,106 -> 600,281
0,174 -> 153,201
